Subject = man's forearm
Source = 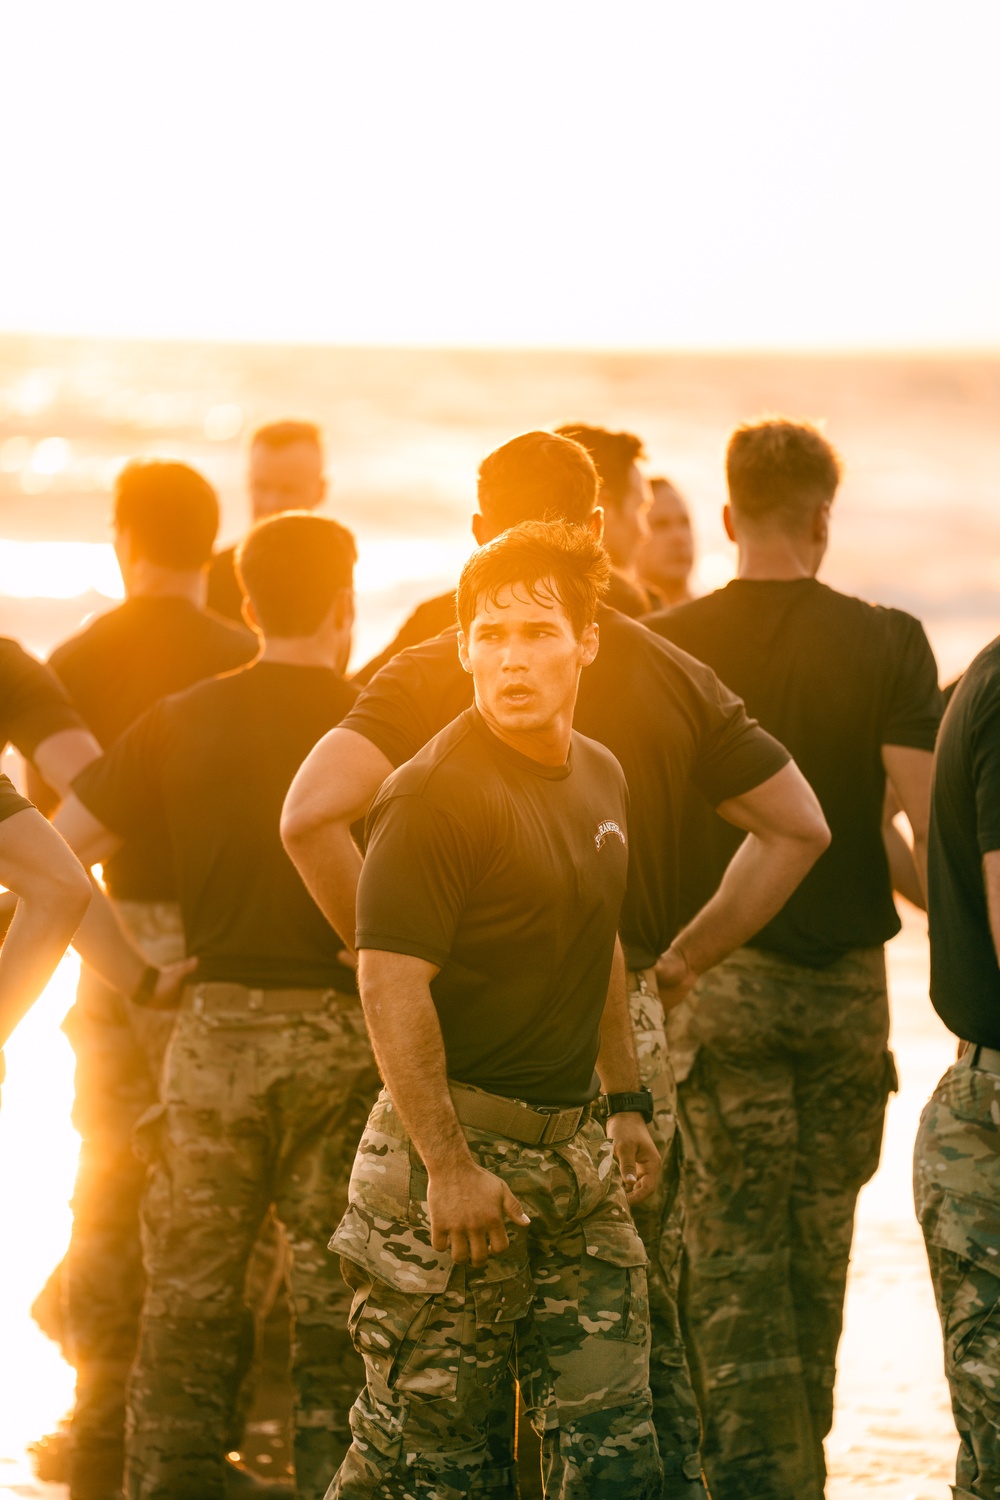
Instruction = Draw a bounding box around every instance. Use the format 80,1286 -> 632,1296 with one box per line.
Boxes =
288,821 -> 363,953
0,887 -> 89,1050
671,828 -> 818,977
596,939 -> 641,1094
358,950 -> 473,1173
72,878 -> 148,998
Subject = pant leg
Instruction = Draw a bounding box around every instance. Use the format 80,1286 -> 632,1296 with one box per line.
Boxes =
328,1101 -> 661,1500
915,1057 -> 1000,1500
271,999 -> 380,1500
675,952 -> 819,1500
629,975 -> 708,1497
125,1011 -> 272,1500
789,951 -> 894,1487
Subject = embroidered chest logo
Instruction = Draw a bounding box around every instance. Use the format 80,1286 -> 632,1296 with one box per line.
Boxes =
595,819 -> 626,851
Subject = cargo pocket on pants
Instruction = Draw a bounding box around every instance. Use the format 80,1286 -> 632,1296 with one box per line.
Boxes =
345,1259 -> 462,1402
580,1223 -> 650,1345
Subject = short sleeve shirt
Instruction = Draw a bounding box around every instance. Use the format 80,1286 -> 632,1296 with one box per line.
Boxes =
0,774 -> 33,825
357,708 -> 630,1105
344,604 -> 788,969
928,635 -> 1000,1044
648,579 -> 943,966
0,638 -> 83,757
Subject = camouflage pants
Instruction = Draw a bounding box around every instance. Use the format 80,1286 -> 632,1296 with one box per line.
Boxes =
125,986 -> 380,1500
328,1091 -> 662,1499
669,945 -> 895,1500
914,1051 -> 1000,1500
628,971 -> 708,1497
59,902 -> 185,1500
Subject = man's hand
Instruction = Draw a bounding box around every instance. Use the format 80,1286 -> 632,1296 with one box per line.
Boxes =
655,944 -> 698,1012
427,1160 -> 530,1268
136,957 -> 199,1012
606,1113 -> 661,1204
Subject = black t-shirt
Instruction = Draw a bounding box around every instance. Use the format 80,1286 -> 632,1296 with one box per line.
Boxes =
206,546 -> 246,624
0,774 -> 33,825
648,578 -> 942,967
357,707 -> 629,1106
51,598 -> 257,900
73,662 -> 358,991
928,636 -> 1000,1044
343,604 -> 788,970
0,638 -> 84,757
353,591 -> 457,687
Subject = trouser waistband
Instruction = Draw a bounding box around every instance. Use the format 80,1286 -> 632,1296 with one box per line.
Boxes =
627,966 -> 659,996
964,1043 -> 1000,1075
182,981 -> 342,1015
448,1081 -> 588,1146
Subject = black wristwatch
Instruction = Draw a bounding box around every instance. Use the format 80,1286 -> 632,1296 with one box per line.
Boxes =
599,1087 -> 654,1123
131,965 -> 160,1007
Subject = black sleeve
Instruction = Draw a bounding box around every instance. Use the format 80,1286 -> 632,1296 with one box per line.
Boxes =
0,774 -> 33,825
686,659 -> 791,807
342,654 -> 445,769
883,614 -> 943,751
352,593 -> 457,687
71,704 -> 166,838
970,691 -> 1000,856
356,793 -> 480,965
0,640 -> 84,757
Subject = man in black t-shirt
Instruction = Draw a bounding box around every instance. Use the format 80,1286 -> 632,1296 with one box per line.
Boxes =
35,460 -> 258,1500
329,521 -> 662,1499
914,638 -> 1000,1498
206,420 -> 328,622
646,417 -> 942,1500
284,431 -> 830,1497
58,513 -> 378,1500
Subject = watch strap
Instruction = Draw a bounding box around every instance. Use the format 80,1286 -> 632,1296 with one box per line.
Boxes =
601,1087 -> 654,1122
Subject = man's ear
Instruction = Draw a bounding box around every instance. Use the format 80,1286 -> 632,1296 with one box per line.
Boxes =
722,503 -> 737,543
813,498 -> 833,544
457,630 -> 473,675
335,588 -> 356,629
579,622 -> 600,668
241,597 -> 260,633
587,508 -> 605,543
471,512 -> 489,547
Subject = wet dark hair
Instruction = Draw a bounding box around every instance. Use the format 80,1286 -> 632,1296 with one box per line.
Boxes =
113,460 -> 219,569
236,512 -> 356,636
477,431 -> 598,532
457,520 -> 610,639
727,417 -> 841,529
554,425 -> 645,510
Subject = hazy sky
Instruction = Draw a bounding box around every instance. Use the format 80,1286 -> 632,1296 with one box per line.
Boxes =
2,0 -> 998,348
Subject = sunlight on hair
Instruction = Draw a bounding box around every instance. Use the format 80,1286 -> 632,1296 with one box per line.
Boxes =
0,953 -> 80,1476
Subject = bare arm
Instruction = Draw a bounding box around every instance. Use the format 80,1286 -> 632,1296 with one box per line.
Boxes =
281,728 -> 393,955
656,760 -> 830,1006
358,948 -> 529,1268
27,727 -> 104,810
882,745 -> 933,903
596,936 -> 660,1203
882,782 -> 925,910
0,808 -> 91,1050
53,795 -> 194,1005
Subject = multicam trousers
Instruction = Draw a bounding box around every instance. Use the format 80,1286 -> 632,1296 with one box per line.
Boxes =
328,1091 -> 663,1499
914,1050 -> 1000,1500
628,970 -> 708,1497
59,901 -> 185,1500
669,945 -> 896,1500
124,985 -> 380,1500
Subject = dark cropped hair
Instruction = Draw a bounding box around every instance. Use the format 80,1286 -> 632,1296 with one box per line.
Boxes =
457,520 -> 610,640
113,460 -> 219,569
236,512 -> 356,636
477,431 -> 599,532
252,420 -> 323,453
727,417 -> 842,528
554,425 -> 645,510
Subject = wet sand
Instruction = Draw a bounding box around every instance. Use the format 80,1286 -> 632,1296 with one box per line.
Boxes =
0,911 -> 964,1498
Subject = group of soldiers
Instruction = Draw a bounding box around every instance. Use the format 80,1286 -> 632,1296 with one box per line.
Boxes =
0,409 -> 990,1500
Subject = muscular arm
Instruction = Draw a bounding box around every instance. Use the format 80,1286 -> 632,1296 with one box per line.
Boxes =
281,728 -> 392,954
882,745 -> 933,903
26,727 -> 104,810
882,782 -> 925,910
358,948 -> 529,1267
657,760 -> 830,1005
0,809 -> 91,1050
596,936 -> 660,1203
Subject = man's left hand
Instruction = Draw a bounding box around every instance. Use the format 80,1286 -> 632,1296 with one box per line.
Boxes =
606,1112 -> 660,1204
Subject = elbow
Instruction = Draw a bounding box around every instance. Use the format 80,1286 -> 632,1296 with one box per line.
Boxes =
51,860 -> 93,929
279,793 -> 321,862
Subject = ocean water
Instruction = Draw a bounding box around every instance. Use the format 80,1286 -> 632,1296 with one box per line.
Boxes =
0,337 -> 997,1496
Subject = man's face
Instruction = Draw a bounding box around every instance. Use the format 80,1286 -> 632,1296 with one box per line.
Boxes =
601,463 -> 650,571
458,582 -> 598,741
248,440 -> 326,521
638,481 -> 694,586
